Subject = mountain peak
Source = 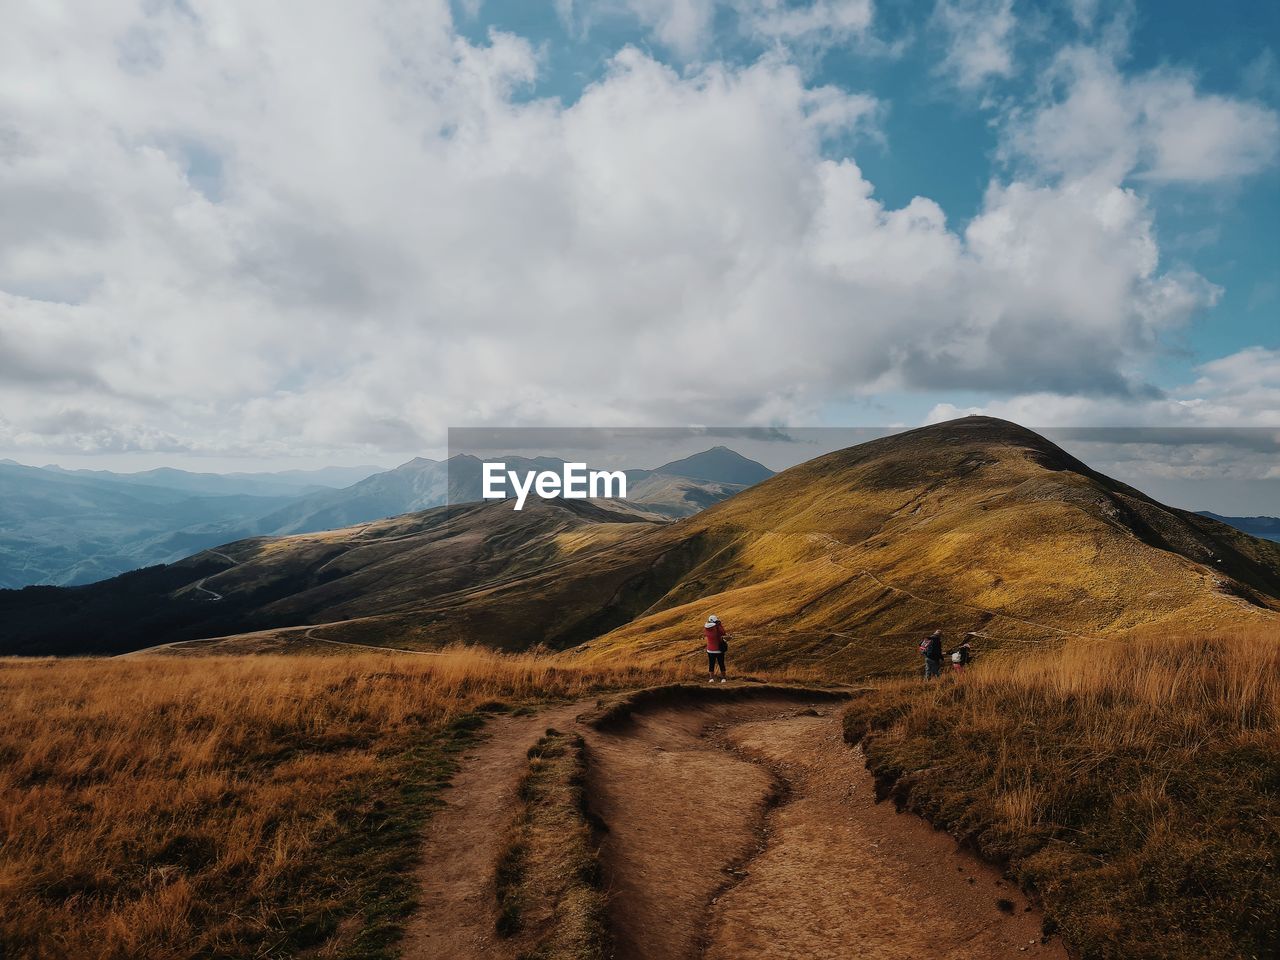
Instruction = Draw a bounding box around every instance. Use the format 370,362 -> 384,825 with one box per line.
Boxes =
653,447 -> 773,486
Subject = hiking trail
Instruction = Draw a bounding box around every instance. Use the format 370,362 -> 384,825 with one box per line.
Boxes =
402,686 -> 1067,960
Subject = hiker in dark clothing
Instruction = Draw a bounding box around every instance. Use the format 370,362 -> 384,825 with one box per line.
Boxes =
951,634 -> 975,674
921,629 -> 944,679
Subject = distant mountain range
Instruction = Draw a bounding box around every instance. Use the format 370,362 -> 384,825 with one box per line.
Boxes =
0,448 -> 773,588
41,463 -> 384,498
1198,513 -> 1280,542
0,460 -> 309,589
259,446 -> 775,534
3,418 -> 1276,660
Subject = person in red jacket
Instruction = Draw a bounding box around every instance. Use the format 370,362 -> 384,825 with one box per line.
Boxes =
704,614 -> 729,683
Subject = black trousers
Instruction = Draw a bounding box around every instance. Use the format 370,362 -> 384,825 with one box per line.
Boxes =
708,651 -> 726,674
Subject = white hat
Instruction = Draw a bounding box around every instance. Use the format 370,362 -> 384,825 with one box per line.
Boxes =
707,614 -> 720,623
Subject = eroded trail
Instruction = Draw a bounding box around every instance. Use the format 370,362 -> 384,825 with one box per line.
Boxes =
403,688 -> 1067,960
585,695 -> 1067,960
399,701 -> 589,960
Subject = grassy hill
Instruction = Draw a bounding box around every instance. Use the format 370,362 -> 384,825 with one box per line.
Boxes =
571,416 -> 1280,673
0,498 -> 662,656
4,417 -> 1278,663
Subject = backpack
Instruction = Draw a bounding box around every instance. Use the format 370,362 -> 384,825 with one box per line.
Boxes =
951,650 -> 963,664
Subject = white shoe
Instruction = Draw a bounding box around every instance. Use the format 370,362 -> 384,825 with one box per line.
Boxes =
719,678 -> 727,683
708,677 -> 716,683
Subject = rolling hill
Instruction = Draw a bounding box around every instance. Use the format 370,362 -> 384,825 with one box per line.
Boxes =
569,417 -> 1280,674
255,449 -> 773,535
3,418 -> 1277,665
0,496 -> 662,656
0,448 -> 769,590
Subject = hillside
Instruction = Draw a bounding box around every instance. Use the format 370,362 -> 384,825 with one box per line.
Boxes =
0,497 -> 662,656
0,448 -> 768,590
572,417 -> 1280,674
257,450 -> 772,535
4,418 -> 1278,663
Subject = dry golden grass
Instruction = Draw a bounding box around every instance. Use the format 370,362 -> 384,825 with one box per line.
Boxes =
0,648 -> 686,960
844,628 -> 1280,959
578,422 -> 1280,674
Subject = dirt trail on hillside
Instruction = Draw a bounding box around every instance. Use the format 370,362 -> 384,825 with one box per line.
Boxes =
399,701 -> 590,960
403,690 -> 1066,960
586,697 -> 1065,960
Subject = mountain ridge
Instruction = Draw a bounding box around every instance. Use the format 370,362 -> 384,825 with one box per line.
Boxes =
3,417 -> 1277,663
0,447 -> 769,587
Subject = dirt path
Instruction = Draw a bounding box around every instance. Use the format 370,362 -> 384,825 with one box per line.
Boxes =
402,689 -> 1067,960
584,696 -> 1066,960
398,701 -> 591,960
705,711 -> 1065,959
583,697 -> 785,959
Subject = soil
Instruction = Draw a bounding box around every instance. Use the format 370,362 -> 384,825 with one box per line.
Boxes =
402,689 -> 1069,960
398,702 -> 590,960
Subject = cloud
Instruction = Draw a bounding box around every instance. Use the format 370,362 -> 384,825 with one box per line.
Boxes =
0,0 -> 1253,463
616,0 -> 718,57
926,347 -> 1280,428
932,0 -> 1017,89
565,0 -> 875,57
1064,0 -> 1100,29
1005,46 -> 1280,183
739,0 -> 874,43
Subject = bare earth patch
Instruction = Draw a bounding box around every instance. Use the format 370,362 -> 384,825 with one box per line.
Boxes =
403,687 -> 1068,959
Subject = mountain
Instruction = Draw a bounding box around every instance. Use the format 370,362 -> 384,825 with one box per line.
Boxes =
618,447 -> 773,518
253,449 -> 772,535
0,461 -> 301,588
43,463 -> 384,498
0,448 -> 764,590
649,446 -> 774,485
624,473 -> 750,518
1198,512 -> 1280,542
570,417 -> 1280,674
0,497 -> 660,656
250,456 -> 564,535
3,418 -> 1277,662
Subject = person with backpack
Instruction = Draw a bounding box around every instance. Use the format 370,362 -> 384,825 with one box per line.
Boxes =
919,629 -> 943,679
951,634 -> 975,674
705,614 -> 729,683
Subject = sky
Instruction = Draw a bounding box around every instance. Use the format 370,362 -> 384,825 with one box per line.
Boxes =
1,0 -> 1278,506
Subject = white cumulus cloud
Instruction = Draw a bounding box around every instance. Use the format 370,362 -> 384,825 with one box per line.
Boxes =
0,0 -> 1270,465
1006,46 -> 1280,183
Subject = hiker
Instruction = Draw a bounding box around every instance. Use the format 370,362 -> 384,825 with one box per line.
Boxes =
919,629 -> 943,679
705,614 -> 729,683
951,634 -> 974,674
